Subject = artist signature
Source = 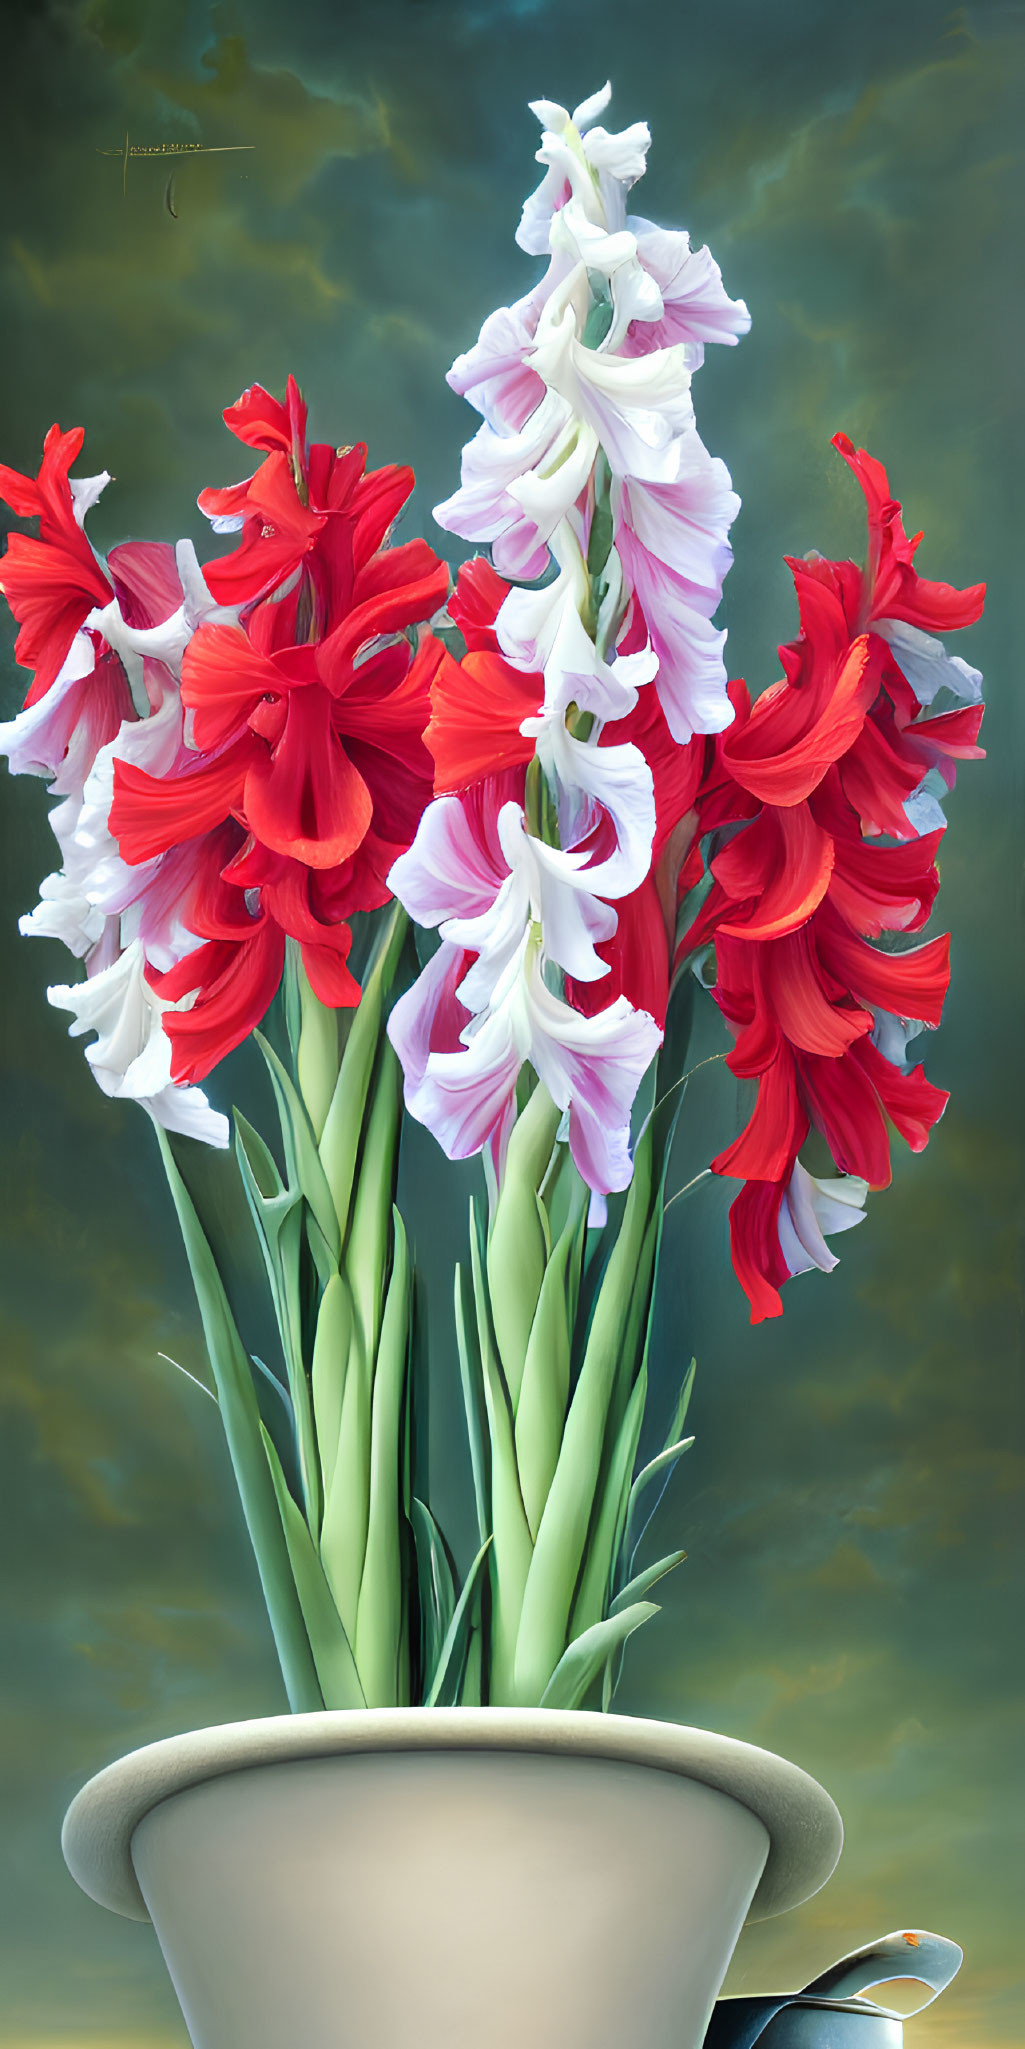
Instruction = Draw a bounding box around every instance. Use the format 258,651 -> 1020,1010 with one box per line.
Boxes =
97,133 -> 255,204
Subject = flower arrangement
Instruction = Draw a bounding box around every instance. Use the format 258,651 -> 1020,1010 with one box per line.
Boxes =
0,85 -> 985,1723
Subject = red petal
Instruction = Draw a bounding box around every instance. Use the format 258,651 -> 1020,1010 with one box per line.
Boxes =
111,742 -> 253,863
726,1179 -> 791,1324
156,924 -> 286,1083
713,802 -> 835,941
0,423 -> 85,534
323,555 -> 450,667
850,1036 -> 949,1153
798,1046 -> 893,1185
819,910 -> 950,1027
244,684 -> 373,867
0,532 -> 113,703
567,873 -> 671,1027
825,815 -> 943,937
838,709 -> 923,838
350,464 -> 414,567
222,376 -> 307,456
761,926 -> 871,1057
181,624 -> 284,751
426,644 -> 540,793
201,452 -> 325,605
713,1043 -> 808,1183
449,557 -> 509,651
832,433 -> 985,632
723,636 -> 876,804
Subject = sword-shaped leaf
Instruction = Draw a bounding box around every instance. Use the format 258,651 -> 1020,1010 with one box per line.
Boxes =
609,1549 -> 687,1616
155,1129 -> 321,1713
470,1199 -> 532,1702
345,1042 -> 401,1358
355,1210 -> 412,1707
425,1535 -> 493,1707
254,1033 -> 341,1284
261,1425 -> 364,1711
235,1111 -> 319,1529
411,1496 -> 456,1686
513,1130 -> 653,1704
311,1270 -> 353,1505
454,1262 -> 489,1547
486,1083 -> 560,1409
319,903 -> 406,1238
538,1602 -> 659,1712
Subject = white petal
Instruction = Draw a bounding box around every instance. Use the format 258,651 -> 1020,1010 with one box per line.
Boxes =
523,942 -> 661,1191
616,523 -> 733,740
583,122 -> 651,190
874,618 -> 983,708
388,793 -> 506,931
47,942 -> 227,1145
571,83 -> 613,130
70,472 -> 111,525
630,218 -> 752,348
778,1160 -> 868,1279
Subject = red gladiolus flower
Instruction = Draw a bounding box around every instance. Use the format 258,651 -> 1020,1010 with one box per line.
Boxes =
682,438 -> 985,1322
196,375 -> 423,618
109,404 -> 448,1083
0,425 -> 114,703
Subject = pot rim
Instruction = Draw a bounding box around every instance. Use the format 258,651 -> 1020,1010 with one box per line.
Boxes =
62,1707 -> 842,1926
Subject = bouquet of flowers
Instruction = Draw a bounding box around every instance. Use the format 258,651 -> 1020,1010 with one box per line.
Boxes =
0,84 -> 985,1723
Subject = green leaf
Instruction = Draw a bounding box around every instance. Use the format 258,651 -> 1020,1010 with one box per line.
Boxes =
155,1128 -> 322,1714
411,1497 -> 456,1686
486,1083 -> 560,1408
425,1536 -> 493,1708
459,1620 -> 483,1707
570,1361 -> 648,1640
469,1199 -> 532,1703
622,1429 -> 696,1576
318,1313 -> 371,1644
234,1112 -> 319,1530
297,964 -> 339,1142
355,1210 -> 412,1708
513,1129 -> 654,1703
261,1426 -> 365,1710
514,1196 -> 581,1539
538,1602 -> 659,1712
345,1040 -> 401,1358
319,903 -> 406,1237
310,1270 -> 353,1505
609,1549 -> 687,1616
454,1262 -> 489,1547
253,1032 -> 341,1279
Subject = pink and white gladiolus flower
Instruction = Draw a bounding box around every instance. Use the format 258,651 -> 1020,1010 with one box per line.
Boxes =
388,777 -> 661,1192
435,81 -> 749,743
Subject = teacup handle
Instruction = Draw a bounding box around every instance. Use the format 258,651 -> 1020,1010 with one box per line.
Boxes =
800,1929 -> 963,2016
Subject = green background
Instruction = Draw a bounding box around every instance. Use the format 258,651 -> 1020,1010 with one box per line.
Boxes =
0,1 -> 1021,2044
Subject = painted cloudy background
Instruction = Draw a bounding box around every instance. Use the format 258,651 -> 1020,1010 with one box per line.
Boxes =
0,0 -> 1021,2044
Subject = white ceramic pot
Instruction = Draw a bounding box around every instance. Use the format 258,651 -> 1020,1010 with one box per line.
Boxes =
62,1708 -> 842,2049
